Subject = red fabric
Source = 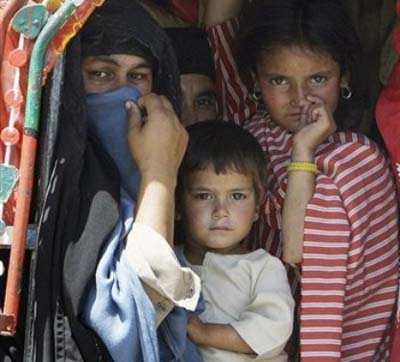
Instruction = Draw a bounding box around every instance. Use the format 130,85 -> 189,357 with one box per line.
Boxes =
207,18 -> 257,125
376,2 -> 400,362
245,113 -> 399,361
167,0 -> 198,24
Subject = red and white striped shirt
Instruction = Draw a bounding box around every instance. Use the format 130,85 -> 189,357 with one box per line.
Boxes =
246,113 -> 399,362
210,20 -> 399,362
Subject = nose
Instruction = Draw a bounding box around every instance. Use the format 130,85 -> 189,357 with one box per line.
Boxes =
212,198 -> 229,219
181,102 -> 198,127
290,84 -> 309,108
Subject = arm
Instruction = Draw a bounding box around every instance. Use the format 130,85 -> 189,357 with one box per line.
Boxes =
282,95 -> 336,264
205,1 -> 257,124
203,0 -> 244,28
126,93 -> 187,244
188,317 -> 254,354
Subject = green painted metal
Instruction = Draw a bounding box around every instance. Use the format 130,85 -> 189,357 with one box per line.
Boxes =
24,0 -> 79,134
0,164 -> 18,203
11,4 -> 49,39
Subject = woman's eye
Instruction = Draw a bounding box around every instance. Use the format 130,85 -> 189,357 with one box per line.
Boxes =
270,77 -> 288,86
193,193 -> 212,200
128,73 -> 148,82
231,193 -> 246,200
87,70 -> 111,80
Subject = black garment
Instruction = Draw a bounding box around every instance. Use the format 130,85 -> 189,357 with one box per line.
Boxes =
30,1 -> 181,361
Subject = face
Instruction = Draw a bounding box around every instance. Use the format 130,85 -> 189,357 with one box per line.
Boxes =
179,167 -> 259,257
81,54 -> 153,94
180,74 -> 218,127
255,45 -> 348,133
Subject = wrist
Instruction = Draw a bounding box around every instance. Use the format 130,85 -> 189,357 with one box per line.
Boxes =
291,142 -> 315,162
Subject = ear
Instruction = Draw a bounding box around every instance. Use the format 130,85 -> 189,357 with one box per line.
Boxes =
340,72 -> 350,88
253,190 -> 266,222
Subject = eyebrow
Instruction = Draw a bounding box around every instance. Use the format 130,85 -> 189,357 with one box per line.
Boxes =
196,90 -> 217,98
87,56 -> 152,69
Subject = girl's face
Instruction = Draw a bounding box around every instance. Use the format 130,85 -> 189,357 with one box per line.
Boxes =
255,45 -> 348,133
179,167 -> 259,258
82,54 -> 153,95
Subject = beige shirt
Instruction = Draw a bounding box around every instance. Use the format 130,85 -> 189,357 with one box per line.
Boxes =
125,222 -> 201,325
188,249 -> 294,362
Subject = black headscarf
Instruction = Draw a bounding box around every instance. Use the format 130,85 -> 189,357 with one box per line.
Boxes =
31,1 -> 181,361
166,27 -> 216,81
80,0 -> 181,113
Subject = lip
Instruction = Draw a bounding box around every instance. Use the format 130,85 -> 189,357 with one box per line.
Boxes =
209,226 -> 232,231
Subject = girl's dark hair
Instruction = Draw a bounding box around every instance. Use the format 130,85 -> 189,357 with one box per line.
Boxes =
177,120 -> 267,202
237,0 -> 366,130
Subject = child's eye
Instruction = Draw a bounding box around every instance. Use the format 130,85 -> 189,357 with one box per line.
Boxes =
193,193 -> 213,200
270,77 -> 288,86
310,75 -> 328,84
231,193 -> 246,200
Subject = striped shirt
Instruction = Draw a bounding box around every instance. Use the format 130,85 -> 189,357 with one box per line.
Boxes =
245,113 -> 399,362
210,19 -> 399,362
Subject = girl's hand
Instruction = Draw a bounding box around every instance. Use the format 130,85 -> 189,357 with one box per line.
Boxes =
292,95 -> 336,161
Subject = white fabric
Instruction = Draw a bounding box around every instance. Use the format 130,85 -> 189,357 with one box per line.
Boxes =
189,249 -> 294,362
125,222 -> 201,324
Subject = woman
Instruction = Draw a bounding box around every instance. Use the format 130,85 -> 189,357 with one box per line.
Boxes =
31,1 -> 200,361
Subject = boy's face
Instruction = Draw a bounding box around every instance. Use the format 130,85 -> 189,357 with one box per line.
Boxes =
179,167 -> 259,255
81,54 -> 153,94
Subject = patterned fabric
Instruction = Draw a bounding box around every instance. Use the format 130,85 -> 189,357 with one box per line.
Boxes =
207,18 -> 256,125
245,113 -> 399,362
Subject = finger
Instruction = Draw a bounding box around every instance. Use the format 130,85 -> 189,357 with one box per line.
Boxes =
126,101 -> 142,131
306,94 -> 325,105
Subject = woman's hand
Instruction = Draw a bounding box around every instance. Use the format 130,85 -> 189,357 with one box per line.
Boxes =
292,95 -> 336,162
126,93 -> 188,242
127,93 -> 188,186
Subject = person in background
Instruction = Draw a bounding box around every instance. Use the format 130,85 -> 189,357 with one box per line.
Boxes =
166,27 -> 218,127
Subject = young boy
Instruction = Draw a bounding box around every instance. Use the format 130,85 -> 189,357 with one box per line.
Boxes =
175,121 -> 294,362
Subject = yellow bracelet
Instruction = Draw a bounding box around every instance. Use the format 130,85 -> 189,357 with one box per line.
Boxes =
287,162 -> 318,173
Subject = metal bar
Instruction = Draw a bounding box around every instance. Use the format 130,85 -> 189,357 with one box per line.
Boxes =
2,0 -> 81,336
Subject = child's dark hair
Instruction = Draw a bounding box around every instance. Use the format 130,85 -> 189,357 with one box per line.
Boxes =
177,120 -> 267,202
237,0 -> 366,131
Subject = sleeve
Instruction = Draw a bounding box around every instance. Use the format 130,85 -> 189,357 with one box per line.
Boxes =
230,255 -> 295,359
301,139 -> 398,360
124,222 -> 201,314
207,18 -> 257,125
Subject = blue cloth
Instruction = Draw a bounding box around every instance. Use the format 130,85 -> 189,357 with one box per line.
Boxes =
82,191 -> 159,362
86,87 -> 142,199
83,191 -> 204,362
157,247 -> 204,362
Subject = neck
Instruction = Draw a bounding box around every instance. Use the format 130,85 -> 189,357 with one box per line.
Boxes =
183,241 -> 248,265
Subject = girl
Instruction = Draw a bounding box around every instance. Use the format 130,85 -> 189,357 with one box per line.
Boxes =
234,0 -> 399,361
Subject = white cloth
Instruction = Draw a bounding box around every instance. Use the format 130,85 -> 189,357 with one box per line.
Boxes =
125,222 -> 201,324
189,249 -> 294,362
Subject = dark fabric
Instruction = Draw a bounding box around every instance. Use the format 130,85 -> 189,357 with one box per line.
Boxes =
30,1 -> 182,361
166,27 -> 216,81
81,0 -> 181,115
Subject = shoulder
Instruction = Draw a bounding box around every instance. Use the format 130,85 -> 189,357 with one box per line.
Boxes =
318,131 -> 389,177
